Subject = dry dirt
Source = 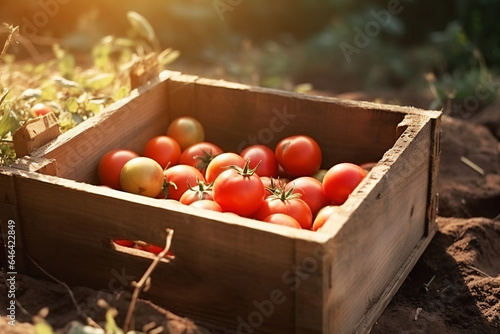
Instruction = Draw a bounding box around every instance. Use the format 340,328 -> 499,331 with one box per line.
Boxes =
1,96 -> 499,334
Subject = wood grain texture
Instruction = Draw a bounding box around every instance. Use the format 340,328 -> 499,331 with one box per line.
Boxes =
0,170 -> 26,272
9,167 -> 324,333
3,71 -> 441,333
12,113 -> 61,158
320,115 -> 437,334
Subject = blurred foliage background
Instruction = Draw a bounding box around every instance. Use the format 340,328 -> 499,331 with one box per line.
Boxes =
1,0 -> 499,112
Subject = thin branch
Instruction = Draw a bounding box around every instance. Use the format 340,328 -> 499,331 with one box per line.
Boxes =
460,156 -> 485,176
123,228 -> 174,332
26,254 -> 103,330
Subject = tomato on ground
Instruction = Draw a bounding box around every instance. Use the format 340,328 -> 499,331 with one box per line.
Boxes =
205,152 -> 245,183
189,200 -> 223,212
275,135 -> 322,177
322,163 -> 367,205
286,176 -> 331,215
120,157 -> 165,198
166,117 -> 205,150
98,149 -> 139,189
30,103 -> 52,116
179,142 -> 223,175
312,205 -> 341,231
164,164 -> 205,201
213,160 -> 265,217
263,213 -> 301,229
143,136 -> 181,169
240,145 -> 279,178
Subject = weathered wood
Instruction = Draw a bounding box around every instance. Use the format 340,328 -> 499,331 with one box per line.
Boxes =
0,71 -> 441,334
12,112 -> 61,158
0,170 -> 26,273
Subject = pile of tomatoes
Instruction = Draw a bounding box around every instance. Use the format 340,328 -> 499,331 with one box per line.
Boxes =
98,117 -> 369,238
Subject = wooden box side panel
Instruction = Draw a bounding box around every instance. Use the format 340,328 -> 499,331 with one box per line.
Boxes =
10,169 -> 326,333
30,72 -> 178,183
168,77 -> 407,166
321,115 -> 436,334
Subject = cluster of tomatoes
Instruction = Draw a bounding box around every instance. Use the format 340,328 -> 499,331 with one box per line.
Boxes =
98,116 -> 370,244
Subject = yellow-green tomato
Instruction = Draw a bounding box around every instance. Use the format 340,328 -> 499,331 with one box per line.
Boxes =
120,157 -> 164,197
166,117 -> 205,150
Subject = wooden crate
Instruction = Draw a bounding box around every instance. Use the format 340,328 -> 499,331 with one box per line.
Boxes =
0,71 -> 441,334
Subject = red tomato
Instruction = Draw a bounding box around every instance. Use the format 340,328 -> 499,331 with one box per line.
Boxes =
213,161 -> 265,216
30,103 -> 52,116
286,177 -> 331,215
275,135 -> 322,177
120,157 -> 165,198
312,205 -> 341,231
322,163 -> 367,205
179,180 -> 214,205
179,142 -> 223,175
255,195 -> 313,229
113,239 -> 135,247
263,213 -> 301,229
189,200 -> 223,212
240,145 -> 278,178
166,117 -> 205,150
164,165 -> 205,201
143,136 -> 181,169
137,242 -> 175,258
98,149 -> 139,189
205,152 -> 245,183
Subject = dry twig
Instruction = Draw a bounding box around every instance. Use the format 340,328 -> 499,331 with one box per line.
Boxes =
123,228 -> 174,332
460,156 -> 485,176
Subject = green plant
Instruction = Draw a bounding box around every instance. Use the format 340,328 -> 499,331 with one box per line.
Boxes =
0,12 -> 179,166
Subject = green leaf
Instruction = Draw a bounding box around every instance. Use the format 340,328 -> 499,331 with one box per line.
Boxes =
159,48 -> 180,67
58,112 -> 76,132
127,11 -> 156,43
85,101 -> 103,115
0,108 -> 20,139
86,73 -> 115,90
104,308 -> 124,334
40,82 -> 58,101
65,97 -> 80,113
113,86 -> 130,101
33,315 -> 54,334
294,83 -> 313,94
92,42 -> 112,71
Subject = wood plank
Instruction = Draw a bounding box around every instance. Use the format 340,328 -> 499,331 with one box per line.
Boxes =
191,78 -> 407,165
353,230 -> 436,334
12,112 -> 61,158
10,156 -> 57,176
0,169 -> 17,205
10,168 -> 326,333
0,170 -> 26,272
425,114 -> 441,236
5,71 -> 441,333
166,73 -> 199,120
320,115 -> 434,333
